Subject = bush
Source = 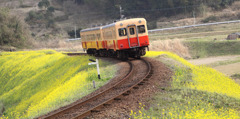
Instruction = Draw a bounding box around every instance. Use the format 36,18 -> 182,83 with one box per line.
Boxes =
47,6 -> 55,13
47,18 -> 55,28
231,74 -> 240,79
68,28 -> 82,38
54,15 -> 69,22
0,8 -> 32,48
38,0 -> 50,9
25,10 -> 56,28
201,16 -> 218,23
25,11 -> 44,22
237,13 -> 240,19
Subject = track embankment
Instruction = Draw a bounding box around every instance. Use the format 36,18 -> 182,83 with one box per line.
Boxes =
37,57 -> 172,119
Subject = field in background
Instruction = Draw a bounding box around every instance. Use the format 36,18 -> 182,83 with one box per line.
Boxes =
131,51 -> 240,118
149,21 -> 240,59
0,50 -> 116,119
149,22 -> 240,40
189,55 -> 240,85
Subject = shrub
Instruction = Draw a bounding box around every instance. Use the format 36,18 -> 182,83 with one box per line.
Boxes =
0,101 -> 5,116
54,15 -> 69,22
67,28 -> 82,38
0,8 -> 32,48
25,11 -> 44,22
237,13 -> 240,19
231,74 -> 240,79
47,6 -> 55,13
25,10 -> 55,28
38,0 -> 50,9
201,16 -> 218,23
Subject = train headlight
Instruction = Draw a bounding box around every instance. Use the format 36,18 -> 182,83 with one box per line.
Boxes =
120,44 -> 124,48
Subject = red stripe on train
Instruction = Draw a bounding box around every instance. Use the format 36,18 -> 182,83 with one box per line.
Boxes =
117,35 -> 149,50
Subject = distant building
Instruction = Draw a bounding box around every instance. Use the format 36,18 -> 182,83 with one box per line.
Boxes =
227,33 -> 240,40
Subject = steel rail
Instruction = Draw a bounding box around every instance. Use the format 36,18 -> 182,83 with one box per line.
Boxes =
37,61 -> 134,119
63,53 -> 88,56
73,58 -> 153,119
37,58 -> 153,119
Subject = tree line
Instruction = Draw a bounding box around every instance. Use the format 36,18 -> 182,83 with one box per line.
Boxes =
68,0 -> 239,19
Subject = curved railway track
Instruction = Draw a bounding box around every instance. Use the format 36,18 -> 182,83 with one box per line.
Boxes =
37,56 -> 153,119
63,53 -> 88,56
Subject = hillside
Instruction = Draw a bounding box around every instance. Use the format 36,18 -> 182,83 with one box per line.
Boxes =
0,0 -> 240,43
0,8 -> 33,50
0,50 -> 117,118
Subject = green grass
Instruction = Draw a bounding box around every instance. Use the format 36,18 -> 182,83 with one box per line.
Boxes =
207,57 -> 240,67
149,22 -> 240,41
184,40 -> 240,58
0,50 -> 117,119
142,88 -> 240,118
149,21 -> 240,59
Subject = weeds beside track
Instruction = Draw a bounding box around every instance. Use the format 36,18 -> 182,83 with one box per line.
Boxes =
38,58 -> 153,119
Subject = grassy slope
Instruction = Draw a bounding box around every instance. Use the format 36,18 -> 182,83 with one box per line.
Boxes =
0,50 -> 116,119
130,51 -> 240,118
184,40 -> 240,58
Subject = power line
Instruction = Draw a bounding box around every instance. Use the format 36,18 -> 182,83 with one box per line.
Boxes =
124,4 -> 201,13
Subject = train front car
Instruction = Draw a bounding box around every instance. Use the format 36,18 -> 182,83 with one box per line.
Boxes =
115,18 -> 149,59
80,18 -> 150,59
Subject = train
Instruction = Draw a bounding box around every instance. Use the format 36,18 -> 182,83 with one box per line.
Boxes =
80,18 -> 150,59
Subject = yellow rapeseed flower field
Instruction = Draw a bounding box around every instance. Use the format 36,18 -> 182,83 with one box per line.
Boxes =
145,51 -> 240,99
130,51 -> 240,118
0,50 -> 116,119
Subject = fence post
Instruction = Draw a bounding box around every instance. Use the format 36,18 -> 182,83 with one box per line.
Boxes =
88,59 -> 101,79
96,59 -> 101,79
93,80 -> 96,88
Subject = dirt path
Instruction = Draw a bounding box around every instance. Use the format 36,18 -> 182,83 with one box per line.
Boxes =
188,55 -> 240,66
188,55 -> 240,76
214,62 -> 240,76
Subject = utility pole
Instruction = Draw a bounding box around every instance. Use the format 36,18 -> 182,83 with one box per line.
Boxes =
193,11 -> 196,25
74,26 -> 77,39
119,5 -> 124,20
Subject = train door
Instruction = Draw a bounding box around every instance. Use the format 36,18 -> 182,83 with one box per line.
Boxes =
127,25 -> 140,48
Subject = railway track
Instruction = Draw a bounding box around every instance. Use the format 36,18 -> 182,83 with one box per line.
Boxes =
37,58 -> 153,119
63,53 -> 88,56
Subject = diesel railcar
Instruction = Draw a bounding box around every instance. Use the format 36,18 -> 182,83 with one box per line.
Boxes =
80,18 -> 149,59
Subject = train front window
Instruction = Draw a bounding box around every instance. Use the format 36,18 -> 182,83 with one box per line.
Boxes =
118,28 -> 127,36
129,28 -> 135,35
137,25 -> 146,33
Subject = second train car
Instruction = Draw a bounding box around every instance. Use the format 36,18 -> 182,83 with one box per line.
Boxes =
80,18 -> 150,59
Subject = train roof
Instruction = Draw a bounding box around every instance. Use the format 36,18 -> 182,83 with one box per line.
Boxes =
80,18 -> 146,33
115,18 -> 146,24
102,23 -> 115,29
80,27 -> 101,33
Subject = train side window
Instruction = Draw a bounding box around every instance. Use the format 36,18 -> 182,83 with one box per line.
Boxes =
129,28 -> 135,35
82,35 -> 85,41
118,28 -> 127,36
137,25 -> 146,33
97,34 -> 101,40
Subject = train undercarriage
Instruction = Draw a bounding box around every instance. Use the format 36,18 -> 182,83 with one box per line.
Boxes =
86,47 -> 147,60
